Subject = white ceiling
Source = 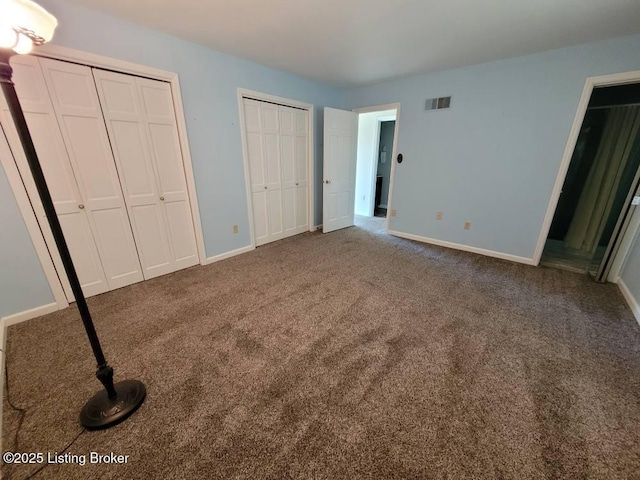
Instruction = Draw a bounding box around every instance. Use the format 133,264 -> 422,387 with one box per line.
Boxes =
64,0 -> 640,87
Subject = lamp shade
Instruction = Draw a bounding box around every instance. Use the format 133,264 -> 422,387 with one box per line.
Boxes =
0,0 -> 57,54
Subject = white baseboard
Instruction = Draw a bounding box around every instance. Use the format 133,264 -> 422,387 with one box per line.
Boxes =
1,302 -> 59,328
387,229 -> 536,265
617,279 -> 640,326
0,302 -> 59,456
206,244 -> 255,264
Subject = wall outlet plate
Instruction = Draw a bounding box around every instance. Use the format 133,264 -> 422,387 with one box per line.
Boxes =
391,209 -> 397,217
464,221 -> 471,230
436,212 -> 443,220
232,225 -> 239,234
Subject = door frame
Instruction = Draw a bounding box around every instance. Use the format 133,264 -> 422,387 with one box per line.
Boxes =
0,44 -> 207,310
534,70 -> 640,280
237,88 -> 315,247
352,103 -> 401,232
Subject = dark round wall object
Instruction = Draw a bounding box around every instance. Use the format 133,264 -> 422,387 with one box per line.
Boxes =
397,153 -> 403,163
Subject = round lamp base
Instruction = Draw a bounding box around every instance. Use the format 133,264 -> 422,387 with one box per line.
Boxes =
80,380 -> 146,429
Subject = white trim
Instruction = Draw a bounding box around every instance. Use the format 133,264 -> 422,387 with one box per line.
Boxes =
617,279 -> 640,327
388,229 -> 536,265
0,120 -> 68,310
236,88 -> 316,246
608,202 -> 640,282
534,69 -> 640,266
1,302 -> 58,327
236,91 -> 257,250
169,76 -> 207,265
369,120 -> 383,216
386,106 -> 401,233
1,45 -> 208,306
353,103 -> 401,115
206,244 -> 255,264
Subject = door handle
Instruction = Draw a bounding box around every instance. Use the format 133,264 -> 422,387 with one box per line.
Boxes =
264,186 -> 268,190
160,196 -> 165,201
324,180 -> 331,184
78,204 -> 85,209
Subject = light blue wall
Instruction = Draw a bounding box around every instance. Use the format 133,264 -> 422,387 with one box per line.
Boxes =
0,158 -> 54,317
0,0 -> 343,317
3,1 -> 640,318
344,34 -> 640,259
37,0 -> 343,250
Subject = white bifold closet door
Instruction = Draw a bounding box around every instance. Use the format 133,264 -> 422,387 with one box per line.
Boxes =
92,70 -> 198,278
4,55 -> 144,298
3,55 -> 198,300
243,98 -> 308,246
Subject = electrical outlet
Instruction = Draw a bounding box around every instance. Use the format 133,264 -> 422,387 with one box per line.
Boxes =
464,221 -> 471,230
232,224 -> 239,234
391,209 -> 397,217
436,212 -> 443,220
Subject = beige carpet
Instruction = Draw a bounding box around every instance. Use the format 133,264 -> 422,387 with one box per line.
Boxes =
3,216 -> 640,479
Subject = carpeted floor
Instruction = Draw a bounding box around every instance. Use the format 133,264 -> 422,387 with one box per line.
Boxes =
3,216 -> 640,479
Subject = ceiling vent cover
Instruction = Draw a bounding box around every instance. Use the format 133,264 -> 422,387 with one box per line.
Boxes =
425,96 -> 452,111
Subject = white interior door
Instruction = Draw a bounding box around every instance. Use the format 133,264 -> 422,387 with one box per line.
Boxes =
39,58 -> 144,291
93,69 -> 198,278
323,107 -> 358,233
2,55 -> 109,298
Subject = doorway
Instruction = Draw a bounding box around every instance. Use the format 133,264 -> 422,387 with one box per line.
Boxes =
541,82 -> 640,279
354,108 -> 397,219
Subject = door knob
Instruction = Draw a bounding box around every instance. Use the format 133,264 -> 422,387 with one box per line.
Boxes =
78,204 -> 85,209
160,196 -> 165,201
324,180 -> 331,184
296,182 -> 299,186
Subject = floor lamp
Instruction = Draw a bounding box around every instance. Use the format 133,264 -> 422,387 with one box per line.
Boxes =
0,0 -> 146,429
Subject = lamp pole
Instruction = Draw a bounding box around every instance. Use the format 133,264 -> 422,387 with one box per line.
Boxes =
1,46 -> 145,428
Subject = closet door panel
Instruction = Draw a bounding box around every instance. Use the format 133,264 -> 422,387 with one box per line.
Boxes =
165,201 -> 200,262
147,123 -> 186,196
135,78 -> 198,269
39,58 -> 143,290
58,214 -> 110,293
4,56 -> 108,298
264,131 -> 281,190
108,121 -> 173,277
242,99 -> 310,245
252,191 -> 269,246
296,185 -> 308,228
92,70 -> 173,278
129,205 -> 173,278
94,70 -> 197,274
264,128 -> 283,239
294,111 -> 309,231
280,107 -> 297,235
282,187 -> 296,232
268,189 -> 284,240
243,99 -> 270,246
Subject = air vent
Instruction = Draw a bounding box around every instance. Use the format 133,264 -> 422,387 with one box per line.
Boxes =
425,96 -> 452,111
